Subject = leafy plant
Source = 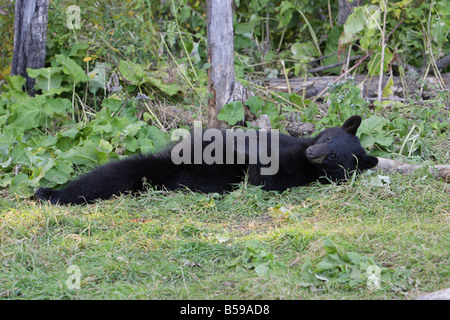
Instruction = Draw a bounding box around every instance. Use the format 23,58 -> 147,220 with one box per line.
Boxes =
218,101 -> 245,126
0,72 -> 169,195
228,239 -> 283,277
317,78 -> 370,128
300,238 -> 413,291
357,115 -> 394,155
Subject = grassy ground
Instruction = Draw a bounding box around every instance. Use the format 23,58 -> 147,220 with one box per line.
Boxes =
0,168 -> 448,300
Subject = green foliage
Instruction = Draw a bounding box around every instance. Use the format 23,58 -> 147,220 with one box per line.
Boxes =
0,71 -> 169,194
300,77 -> 447,159
118,60 -> 181,96
246,94 -> 280,123
318,78 -> 369,128
218,94 -> 285,128
357,115 -> 394,152
313,78 -> 400,155
228,239 -> 283,277
300,238 -> 413,291
0,0 -> 14,79
339,0 -> 450,73
218,101 -> 245,126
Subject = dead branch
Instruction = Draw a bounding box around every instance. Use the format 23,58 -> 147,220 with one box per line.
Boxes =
375,157 -> 450,182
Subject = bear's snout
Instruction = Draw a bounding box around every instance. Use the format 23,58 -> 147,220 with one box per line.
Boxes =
306,145 -> 328,164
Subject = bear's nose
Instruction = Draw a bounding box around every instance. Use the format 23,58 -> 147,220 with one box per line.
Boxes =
306,146 -> 326,164
306,147 -> 315,159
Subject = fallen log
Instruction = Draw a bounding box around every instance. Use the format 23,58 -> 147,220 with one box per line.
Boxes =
415,288 -> 450,300
264,74 -> 450,99
375,157 -> 450,182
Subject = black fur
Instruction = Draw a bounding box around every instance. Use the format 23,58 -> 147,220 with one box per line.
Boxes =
35,115 -> 378,204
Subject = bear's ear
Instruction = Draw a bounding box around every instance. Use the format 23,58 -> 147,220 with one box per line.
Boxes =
357,154 -> 378,170
342,115 -> 362,135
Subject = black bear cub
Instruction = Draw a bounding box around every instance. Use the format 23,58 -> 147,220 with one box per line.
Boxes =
35,115 -> 378,204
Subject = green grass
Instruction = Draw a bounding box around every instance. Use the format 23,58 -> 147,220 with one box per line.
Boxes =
0,169 -> 448,300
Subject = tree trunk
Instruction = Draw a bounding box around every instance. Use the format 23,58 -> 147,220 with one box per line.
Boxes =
206,0 -> 253,129
10,0 -> 49,96
338,0 -> 364,25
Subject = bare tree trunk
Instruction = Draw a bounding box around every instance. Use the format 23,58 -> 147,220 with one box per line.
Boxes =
338,0 -> 364,25
206,0 -> 254,129
206,0 -> 236,128
10,0 -> 49,96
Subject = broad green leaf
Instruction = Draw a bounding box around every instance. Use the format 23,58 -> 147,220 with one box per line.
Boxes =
360,27 -> 377,51
146,75 -> 180,96
11,173 -> 29,187
68,42 -> 89,57
63,141 -> 101,165
438,1 -> 450,15
43,161 -> 73,186
138,137 -> 155,154
119,60 -> 146,85
124,121 -> 146,136
254,263 -> 270,277
245,239 -> 262,251
278,1 -> 296,27
88,62 -> 107,94
245,95 -> 265,114
359,115 -> 388,134
217,101 -> 244,125
59,126 -> 79,139
42,98 -> 72,115
366,5 -> 381,30
10,97 -> 44,130
235,15 -> 260,35
342,252 -> 361,265
289,93 -> 305,108
0,124 -> 24,146
358,115 -> 394,149
4,75 -> 26,92
291,42 -> 319,59
92,121 -> 113,134
300,258 -> 316,283
55,54 -> 90,83
341,6 -> 368,43
261,102 -> 279,120
97,139 -> 113,154
0,174 -> 12,187
142,126 -> 169,151
30,135 -> 58,148
315,254 -> 344,272
101,97 -> 123,112
40,87 -> 72,97
123,136 -> 139,152
27,67 -> 63,92
323,26 -> 344,74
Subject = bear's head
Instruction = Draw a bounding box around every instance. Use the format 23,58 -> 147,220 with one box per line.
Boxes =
305,115 -> 379,182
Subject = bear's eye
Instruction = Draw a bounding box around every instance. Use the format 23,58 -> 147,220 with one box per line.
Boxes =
323,137 -> 331,143
329,153 -> 337,160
